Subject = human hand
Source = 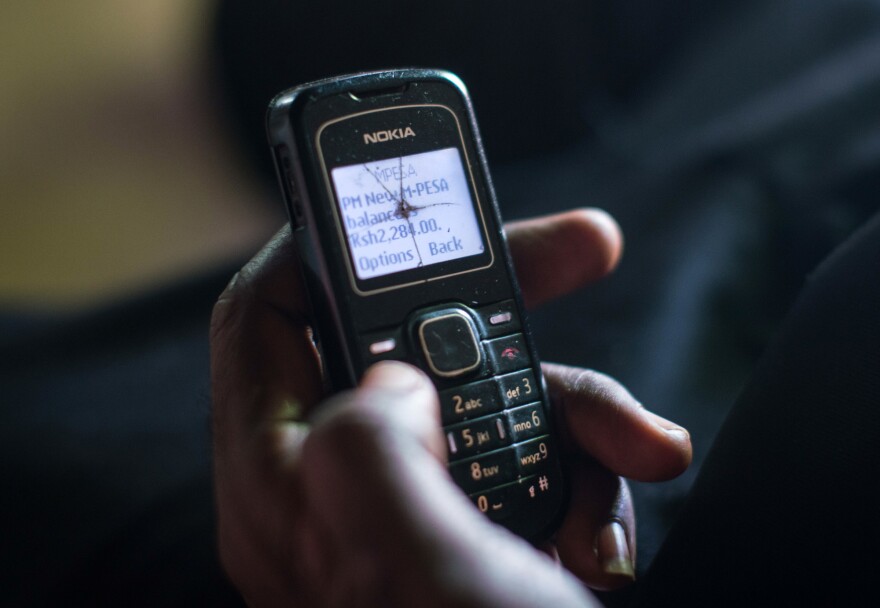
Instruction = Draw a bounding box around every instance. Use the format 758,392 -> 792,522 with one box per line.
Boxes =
210,209 -> 692,607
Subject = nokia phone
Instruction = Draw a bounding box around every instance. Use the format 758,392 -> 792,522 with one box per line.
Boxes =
266,69 -> 565,541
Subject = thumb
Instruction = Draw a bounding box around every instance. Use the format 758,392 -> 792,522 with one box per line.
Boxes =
300,362 -> 599,608
301,361 -> 462,551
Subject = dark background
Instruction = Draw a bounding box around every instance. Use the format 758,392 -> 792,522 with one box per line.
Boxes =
2,1 -> 879,605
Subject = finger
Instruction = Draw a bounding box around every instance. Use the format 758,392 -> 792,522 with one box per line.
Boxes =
210,227 -> 324,452
302,361 -> 598,607
208,227 -> 327,598
556,463 -> 637,590
302,361 -> 467,559
210,225 -> 325,569
544,363 -> 692,481
506,208 -> 622,309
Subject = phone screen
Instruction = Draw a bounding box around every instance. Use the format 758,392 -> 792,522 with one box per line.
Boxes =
330,147 -> 486,280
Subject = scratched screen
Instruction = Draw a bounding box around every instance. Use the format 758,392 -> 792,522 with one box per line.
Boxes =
330,147 -> 485,280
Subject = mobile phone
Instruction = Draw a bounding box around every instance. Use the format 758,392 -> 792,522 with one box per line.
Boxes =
266,69 -> 565,542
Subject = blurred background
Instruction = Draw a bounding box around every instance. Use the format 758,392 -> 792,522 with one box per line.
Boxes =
1,1 -> 878,605
3,0 -> 877,312
0,0 -> 280,309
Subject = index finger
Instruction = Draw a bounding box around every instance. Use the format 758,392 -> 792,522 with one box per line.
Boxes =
506,208 -> 622,309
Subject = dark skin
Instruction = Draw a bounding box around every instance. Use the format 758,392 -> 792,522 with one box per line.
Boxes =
211,208 -> 692,607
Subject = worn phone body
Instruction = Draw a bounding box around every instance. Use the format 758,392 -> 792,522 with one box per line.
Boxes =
266,69 -> 565,541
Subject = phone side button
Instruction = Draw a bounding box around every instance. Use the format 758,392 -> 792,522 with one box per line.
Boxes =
284,172 -> 305,229
273,145 -> 305,230
288,191 -> 305,230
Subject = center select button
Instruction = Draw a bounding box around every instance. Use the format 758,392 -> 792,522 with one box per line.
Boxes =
417,310 -> 482,378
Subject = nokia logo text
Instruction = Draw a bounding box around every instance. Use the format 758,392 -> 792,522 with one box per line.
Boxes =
363,127 -> 416,144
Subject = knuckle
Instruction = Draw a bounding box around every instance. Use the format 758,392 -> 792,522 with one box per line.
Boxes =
210,269 -> 255,345
309,393 -> 383,449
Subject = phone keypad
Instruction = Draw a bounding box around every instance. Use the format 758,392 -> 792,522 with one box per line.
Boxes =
406,300 -> 564,536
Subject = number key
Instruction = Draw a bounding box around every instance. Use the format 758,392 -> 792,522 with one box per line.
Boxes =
497,370 -> 538,408
514,437 -> 553,477
445,415 -> 509,460
450,448 -> 516,493
504,403 -> 547,442
439,379 -> 501,425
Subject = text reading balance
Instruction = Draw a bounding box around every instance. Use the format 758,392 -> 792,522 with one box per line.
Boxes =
331,148 -> 485,280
